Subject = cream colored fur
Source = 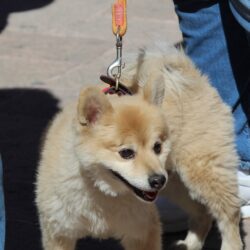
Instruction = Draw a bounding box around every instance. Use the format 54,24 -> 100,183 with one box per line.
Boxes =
36,84 -> 170,250
120,48 -> 243,250
36,47 -> 243,250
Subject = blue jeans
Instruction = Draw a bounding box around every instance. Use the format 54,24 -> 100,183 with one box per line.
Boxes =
174,0 -> 250,171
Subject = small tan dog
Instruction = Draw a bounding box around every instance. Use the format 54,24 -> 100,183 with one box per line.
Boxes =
36,81 -> 170,249
120,48 -> 243,250
36,47 -> 243,250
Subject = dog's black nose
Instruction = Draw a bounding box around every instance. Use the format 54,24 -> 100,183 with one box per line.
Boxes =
148,174 -> 166,189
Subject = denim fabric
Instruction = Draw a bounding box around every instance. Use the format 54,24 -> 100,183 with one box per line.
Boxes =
174,0 -> 250,170
239,0 -> 250,8
230,1 -> 250,32
0,156 -> 5,250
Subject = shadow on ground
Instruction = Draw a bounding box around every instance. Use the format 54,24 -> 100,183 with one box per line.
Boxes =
0,88 -> 60,249
0,0 -> 54,32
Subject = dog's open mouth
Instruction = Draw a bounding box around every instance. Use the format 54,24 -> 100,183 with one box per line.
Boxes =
110,170 -> 158,202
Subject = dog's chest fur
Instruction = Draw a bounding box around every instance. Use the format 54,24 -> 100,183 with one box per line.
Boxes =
43,171 -> 154,239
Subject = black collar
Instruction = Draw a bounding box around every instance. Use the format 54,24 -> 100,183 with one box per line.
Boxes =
100,75 -> 132,96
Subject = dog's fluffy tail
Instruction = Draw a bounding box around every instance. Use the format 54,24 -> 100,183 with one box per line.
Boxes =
121,45 -> 210,99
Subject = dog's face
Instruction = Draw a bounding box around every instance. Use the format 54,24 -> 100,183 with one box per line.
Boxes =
75,84 -> 169,202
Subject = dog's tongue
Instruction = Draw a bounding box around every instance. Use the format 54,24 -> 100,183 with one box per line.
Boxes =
144,191 -> 158,201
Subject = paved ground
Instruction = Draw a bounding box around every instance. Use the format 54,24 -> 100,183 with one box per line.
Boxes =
0,0 -> 249,249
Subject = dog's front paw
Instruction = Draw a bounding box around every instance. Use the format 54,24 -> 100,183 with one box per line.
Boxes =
170,239 -> 203,250
170,240 -> 187,250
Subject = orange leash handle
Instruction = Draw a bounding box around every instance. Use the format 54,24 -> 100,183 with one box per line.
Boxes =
112,0 -> 127,36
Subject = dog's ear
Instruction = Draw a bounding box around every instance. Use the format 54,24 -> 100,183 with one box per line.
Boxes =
77,87 -> 113,126
142,75 -> 165,106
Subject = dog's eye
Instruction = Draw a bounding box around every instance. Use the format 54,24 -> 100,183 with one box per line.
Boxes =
153,142 -> 161,154
119,149 -> 135,159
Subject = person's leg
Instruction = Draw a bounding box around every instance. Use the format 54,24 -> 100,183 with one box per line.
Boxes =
229,2 -> 250,217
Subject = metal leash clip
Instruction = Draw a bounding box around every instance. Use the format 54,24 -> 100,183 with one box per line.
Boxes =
107,29 -> 124,90
102,0 -> 127,93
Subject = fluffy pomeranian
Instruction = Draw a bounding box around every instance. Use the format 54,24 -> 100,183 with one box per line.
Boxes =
36,80 -> 171,250
36,47 -> 242,250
